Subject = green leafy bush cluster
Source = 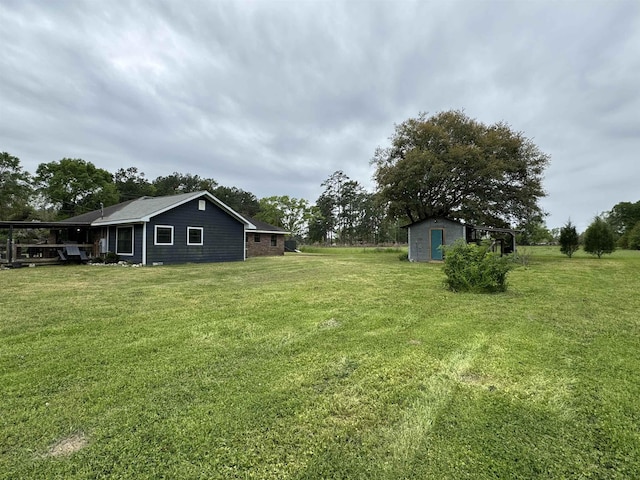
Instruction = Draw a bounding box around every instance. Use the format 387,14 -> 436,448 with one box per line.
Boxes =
627,222 -> 640,250
104,252 -> 119,264
442,240 -> 514,293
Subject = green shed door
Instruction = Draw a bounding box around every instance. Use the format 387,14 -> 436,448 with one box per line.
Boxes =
430,229 -> 444,260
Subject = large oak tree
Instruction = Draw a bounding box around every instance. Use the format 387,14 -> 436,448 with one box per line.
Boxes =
35,158 -> 119,219
372,110 -> 550,228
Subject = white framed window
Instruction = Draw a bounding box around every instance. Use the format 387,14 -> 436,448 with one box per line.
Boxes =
187,227 -> 204,245
198,200 -> 206,211
155,225 -> 174,245
116,226 -> 134,256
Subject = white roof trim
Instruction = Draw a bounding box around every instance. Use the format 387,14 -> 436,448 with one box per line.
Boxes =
248,229 -> 289,235
90,219 -> 144,226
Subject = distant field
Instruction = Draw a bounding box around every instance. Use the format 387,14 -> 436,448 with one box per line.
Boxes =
1,247 -> 639,479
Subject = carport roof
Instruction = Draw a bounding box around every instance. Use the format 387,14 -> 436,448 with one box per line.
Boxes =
0,220 -> 91,229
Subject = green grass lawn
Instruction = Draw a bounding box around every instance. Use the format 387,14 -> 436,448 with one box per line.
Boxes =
1,248 -> 639,479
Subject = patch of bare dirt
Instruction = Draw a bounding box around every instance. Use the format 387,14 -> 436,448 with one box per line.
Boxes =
319,318 -> 341,329
46,432 -> 88,457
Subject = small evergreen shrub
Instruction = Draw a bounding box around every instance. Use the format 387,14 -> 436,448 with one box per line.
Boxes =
559,219 -> 580,258
442,240 -> 514,293
583,216 -> 616,258
398,251 -> 409,261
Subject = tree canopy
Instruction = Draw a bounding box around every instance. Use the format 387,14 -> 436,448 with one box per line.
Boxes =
372,110 -> 550,228
308,170 -> 389,244
0,152 -> 33,220
627,222 -> 640,250
35,158 -> 119,219
114,167 -> 156,201
606,200 -> 640,248
583,216 -> 616,259
152,172 -> 218,197
212,186 -> 260,217
256,196 -> 310,238
606,200 -> 640,235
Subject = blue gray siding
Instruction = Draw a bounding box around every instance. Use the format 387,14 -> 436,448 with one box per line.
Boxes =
408,218 -> 465,262
146,198 -> 245,264
107,224 -> 144,263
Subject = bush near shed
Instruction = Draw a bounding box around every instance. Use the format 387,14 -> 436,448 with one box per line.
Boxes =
442,239 -> 514,293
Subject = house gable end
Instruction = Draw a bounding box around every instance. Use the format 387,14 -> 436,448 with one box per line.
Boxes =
146,197 -> 245,264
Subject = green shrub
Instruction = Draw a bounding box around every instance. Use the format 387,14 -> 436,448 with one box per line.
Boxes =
398,251 -> 409,262
628,222 -> 640,250
104,252 -> 119,264
442,240 -> 514,293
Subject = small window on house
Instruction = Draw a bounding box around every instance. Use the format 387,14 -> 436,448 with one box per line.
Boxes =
116,226 -> 134,255
198,200 -> 206,211
155,225 -> 174,245
254,233 -> 261,242
271,234 -> 277,246
187,227 -> 203,245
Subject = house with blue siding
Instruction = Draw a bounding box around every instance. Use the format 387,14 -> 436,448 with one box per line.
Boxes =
405,217 -> 519,262
57,191 -> 285,265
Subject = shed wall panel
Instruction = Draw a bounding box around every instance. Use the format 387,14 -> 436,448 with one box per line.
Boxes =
408,218 -> 465,262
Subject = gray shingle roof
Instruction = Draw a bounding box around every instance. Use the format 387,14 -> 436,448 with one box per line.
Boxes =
60,199 -> 136,224
243,215 -> 288,233
65,191 -> 254,228
93,192 -> 202,224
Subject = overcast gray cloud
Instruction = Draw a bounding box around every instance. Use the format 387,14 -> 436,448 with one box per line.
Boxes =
1,0 -> 639,231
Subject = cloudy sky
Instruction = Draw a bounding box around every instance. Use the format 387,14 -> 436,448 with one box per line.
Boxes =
2,0 -> 639,230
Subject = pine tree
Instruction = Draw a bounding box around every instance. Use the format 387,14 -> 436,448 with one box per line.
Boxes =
559,219 -> 580,258
583,216 -> 616,259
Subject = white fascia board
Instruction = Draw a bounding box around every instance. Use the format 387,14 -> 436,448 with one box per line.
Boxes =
249,229 -> 289,235
92,219 -> 144,226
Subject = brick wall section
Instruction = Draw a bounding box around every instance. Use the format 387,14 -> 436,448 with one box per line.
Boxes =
246,233 -> 285,257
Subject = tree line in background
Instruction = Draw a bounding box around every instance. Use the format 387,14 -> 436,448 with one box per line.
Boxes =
2,110 -> 639,250
0,152 -> 403,245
